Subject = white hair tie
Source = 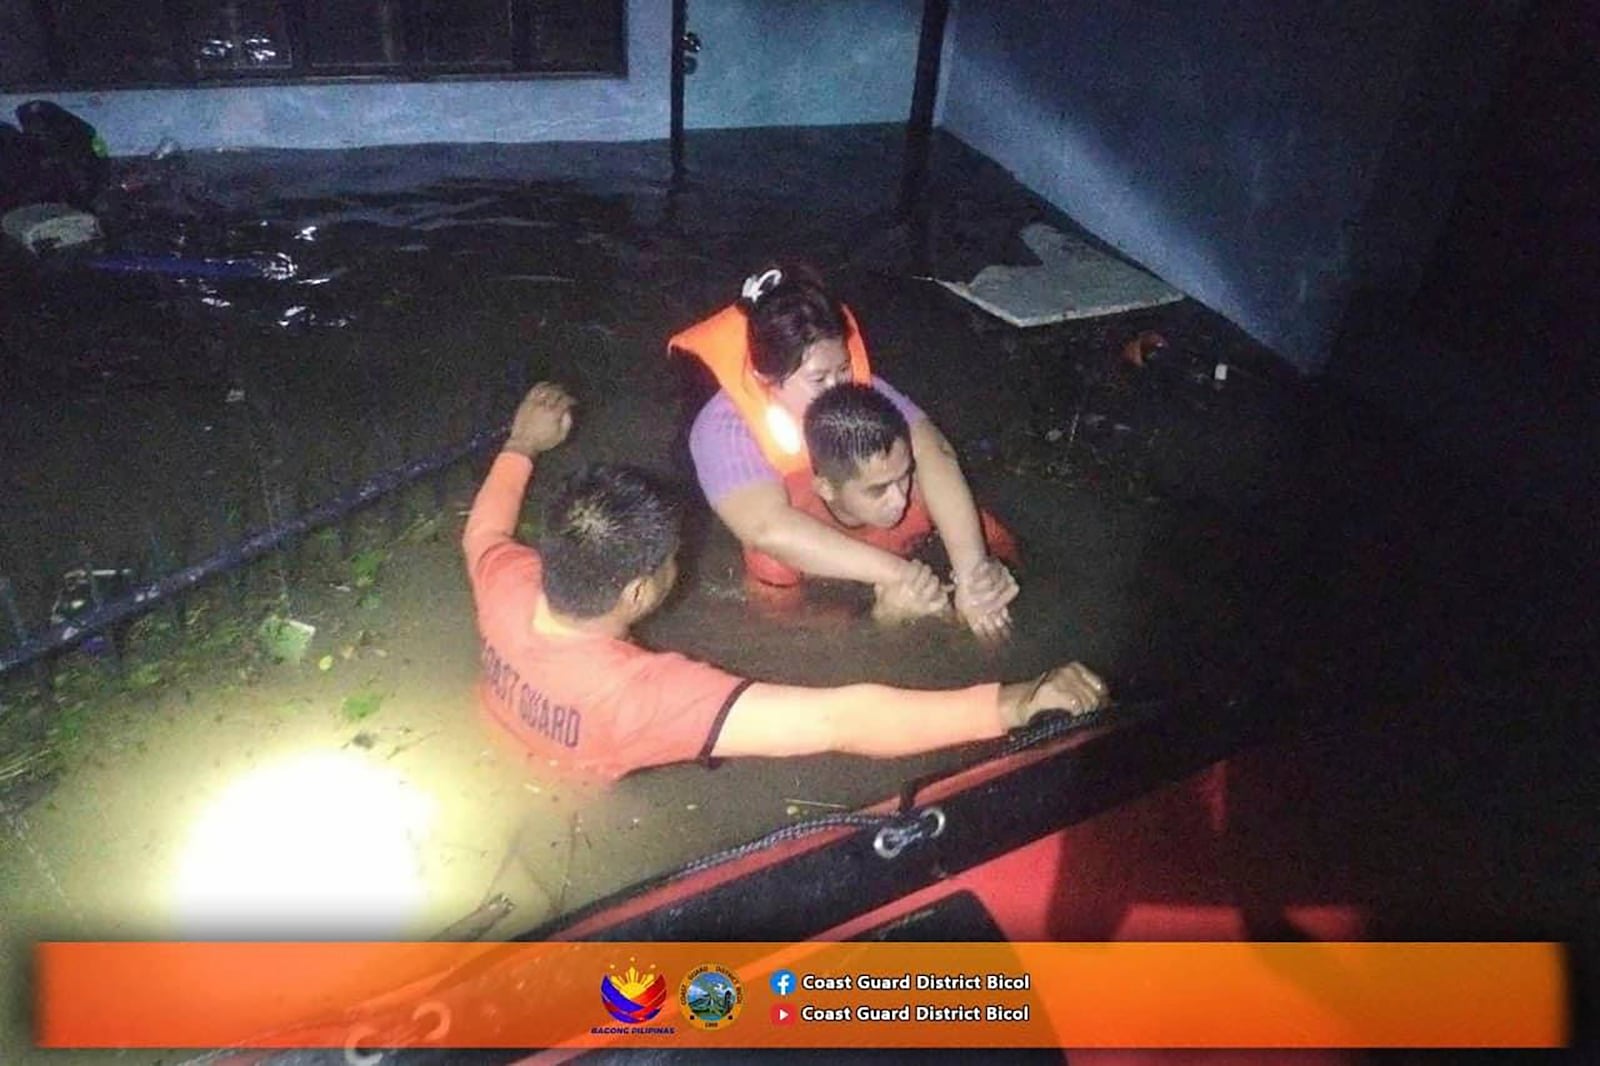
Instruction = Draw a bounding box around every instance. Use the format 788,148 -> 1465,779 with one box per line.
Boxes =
740,268 -> 783,305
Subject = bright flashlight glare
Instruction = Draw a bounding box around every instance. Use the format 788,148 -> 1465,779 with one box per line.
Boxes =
173,750 -> 435,939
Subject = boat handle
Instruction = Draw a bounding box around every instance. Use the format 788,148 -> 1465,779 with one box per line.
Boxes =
873,806 -> 947,860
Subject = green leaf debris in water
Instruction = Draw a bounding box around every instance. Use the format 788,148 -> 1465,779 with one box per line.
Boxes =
349,548 -> 388,589
127,662 -> 165,690
400,511 -> 444,544
258,615 -> 316,664
341,691 -> 384,721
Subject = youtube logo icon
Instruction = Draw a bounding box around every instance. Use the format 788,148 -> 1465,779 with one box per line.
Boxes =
770,1003 -> 796,1025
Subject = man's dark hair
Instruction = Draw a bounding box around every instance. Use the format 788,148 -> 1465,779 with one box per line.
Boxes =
537,465 -> 681,618
804,383 -> 909,484
743,262 -> 853,382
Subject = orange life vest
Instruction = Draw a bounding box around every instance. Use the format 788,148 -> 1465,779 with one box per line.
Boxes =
668,302 -> 873,475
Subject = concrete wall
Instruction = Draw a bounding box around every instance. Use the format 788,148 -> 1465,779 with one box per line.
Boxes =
1,0 -> 923,154
0,0 -> 670,154
938,0 -> 1526,373
684,0 -> 921,129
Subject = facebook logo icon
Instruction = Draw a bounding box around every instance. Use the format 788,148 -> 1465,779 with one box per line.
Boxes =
769,969 -> 797,997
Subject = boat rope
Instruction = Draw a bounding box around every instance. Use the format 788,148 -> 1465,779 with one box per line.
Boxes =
675,805 -> 947,879
895,703 -> 1122,814
1004,703 -> 1118,754
672,705 -> 1135,883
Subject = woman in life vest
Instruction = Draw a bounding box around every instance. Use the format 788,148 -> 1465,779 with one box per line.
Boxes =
671,264 -> 1019,640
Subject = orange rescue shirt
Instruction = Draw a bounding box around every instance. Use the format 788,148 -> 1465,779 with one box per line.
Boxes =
464,453 -> 747,780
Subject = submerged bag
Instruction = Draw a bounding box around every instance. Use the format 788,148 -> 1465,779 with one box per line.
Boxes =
13,100 -> 110,210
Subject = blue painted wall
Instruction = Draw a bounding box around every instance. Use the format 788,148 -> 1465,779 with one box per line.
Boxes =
1,0 -> 922,153
938,0 -> 1526,373
0,0 -> 670,154
683,0 -> 920,129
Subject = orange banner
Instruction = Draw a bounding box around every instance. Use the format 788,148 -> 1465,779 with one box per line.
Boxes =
37,941 -> 1567,1050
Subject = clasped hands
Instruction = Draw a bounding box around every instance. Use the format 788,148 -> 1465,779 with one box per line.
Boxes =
873,554 -> 1019,642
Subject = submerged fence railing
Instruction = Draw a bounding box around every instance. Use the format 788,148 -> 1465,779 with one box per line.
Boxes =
0,423 -> 509,680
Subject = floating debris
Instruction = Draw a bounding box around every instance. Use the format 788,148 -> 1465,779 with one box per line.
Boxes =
257,615 -> 315,664
428,893 -> 514,942
49,568 -> 134,658
1120,329 -> 1169,368
936,224 -> 1184,327
340,690 -> 384,721
0,743 -> 60,803
783,797 -> 847,810
489,274 -> 575,285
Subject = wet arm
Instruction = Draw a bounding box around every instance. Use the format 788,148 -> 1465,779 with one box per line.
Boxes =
908,417 -> 990,579
711,679 -> 1039,759
462,451 -> 534,581
712,480 -> 913,586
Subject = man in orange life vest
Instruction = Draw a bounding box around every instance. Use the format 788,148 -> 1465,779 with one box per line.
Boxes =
464,382 -> 1110,781
671,265 -> 1020,641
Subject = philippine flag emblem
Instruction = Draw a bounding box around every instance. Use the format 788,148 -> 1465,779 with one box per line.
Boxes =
601,962 -> 668,1024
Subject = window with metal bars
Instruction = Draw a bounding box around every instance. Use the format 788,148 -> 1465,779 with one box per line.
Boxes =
2,0 -> 626,90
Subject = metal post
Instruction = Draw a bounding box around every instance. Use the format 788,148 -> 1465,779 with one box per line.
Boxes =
80,550 -> 123,671
145,521 -> 186,632
670,0 -> 689,181
220,497 -> 249,608
899,0 -> 951,217
381,438 -> 406,537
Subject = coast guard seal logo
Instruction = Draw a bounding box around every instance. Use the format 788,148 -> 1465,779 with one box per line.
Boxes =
677,963 -> 744,1030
